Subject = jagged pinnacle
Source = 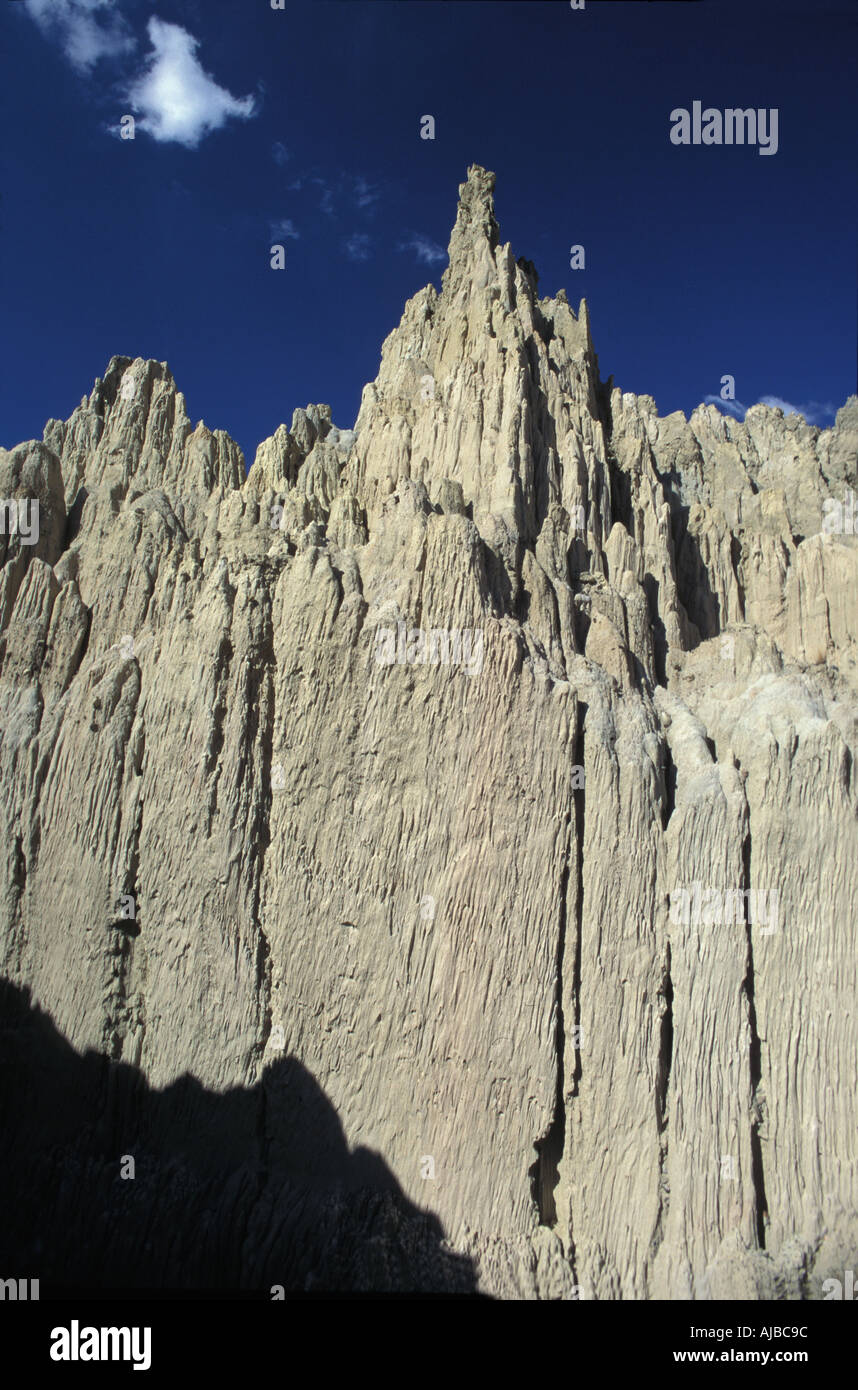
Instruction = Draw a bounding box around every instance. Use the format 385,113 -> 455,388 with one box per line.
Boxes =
444,165 -> 501,281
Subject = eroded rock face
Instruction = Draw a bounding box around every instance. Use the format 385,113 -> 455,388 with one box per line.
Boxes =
0,166 -> 855,1299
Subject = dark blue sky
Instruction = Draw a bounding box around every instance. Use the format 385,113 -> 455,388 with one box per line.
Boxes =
2,0 -> 856,469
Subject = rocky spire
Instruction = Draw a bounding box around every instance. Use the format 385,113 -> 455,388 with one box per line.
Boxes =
442,164 -> 501,291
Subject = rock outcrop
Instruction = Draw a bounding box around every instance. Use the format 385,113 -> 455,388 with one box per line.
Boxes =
1,166 -> 855,1299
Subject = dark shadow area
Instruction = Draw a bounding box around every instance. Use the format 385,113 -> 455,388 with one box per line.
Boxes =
63,486 -> 88,549
608,453 -> 633,538
730,532 -> 746,618
657,476 -> 725,651
670,502 -> 722,642
660,740 -> 677,830
642,573 -> 668,687
480,534 -> 514,616
0,979 -> 479,1295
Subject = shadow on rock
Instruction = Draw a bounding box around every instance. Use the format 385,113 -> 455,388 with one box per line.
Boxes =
0,979 -> 479,1295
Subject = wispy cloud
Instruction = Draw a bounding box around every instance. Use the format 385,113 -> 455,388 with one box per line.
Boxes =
270,219 -> 300,241
344,233 -> 372,262
23,0 -> 135,73
294,172 -> 381,219
702,395 -> 836,428
309,178 -> 336,217
702,395 -> 747,421
354,176 -> 379,209
272,141 -> 290,166
125,18 -> 258,147
397,233 -> 447,266
757,396 -> 836,427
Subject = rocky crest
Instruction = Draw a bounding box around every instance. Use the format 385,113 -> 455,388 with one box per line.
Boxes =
1,166 -> 856,1298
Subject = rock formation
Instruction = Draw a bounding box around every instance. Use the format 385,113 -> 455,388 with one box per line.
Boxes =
1,165 -> 855,1299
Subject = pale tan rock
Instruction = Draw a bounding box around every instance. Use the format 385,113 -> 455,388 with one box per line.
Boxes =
0,166 -> 855,1300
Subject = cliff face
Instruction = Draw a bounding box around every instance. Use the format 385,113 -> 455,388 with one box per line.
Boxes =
1,166 -> 855,1299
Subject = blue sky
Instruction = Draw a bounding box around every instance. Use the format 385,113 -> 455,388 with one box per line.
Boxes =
2,0 -> 856,470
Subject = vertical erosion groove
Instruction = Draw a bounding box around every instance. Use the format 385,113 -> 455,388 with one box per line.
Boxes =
531,708 -> 585,1253
570,711 -> 585,1102
661,742 -> 677,830
650,942 -> 673,1266
532,807 -> 570,1226
742,828 -> 769,1249
251,634 -> 276,1173
566,710 -> 586,1287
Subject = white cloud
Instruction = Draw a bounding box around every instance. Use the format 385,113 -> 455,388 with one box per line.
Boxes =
270,219 -> 300,241
344,233 -> 372,262
23,0 -> 134,73
272,141 -> 290,166
126,18 -> 258,148
397,233 -> 446,266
